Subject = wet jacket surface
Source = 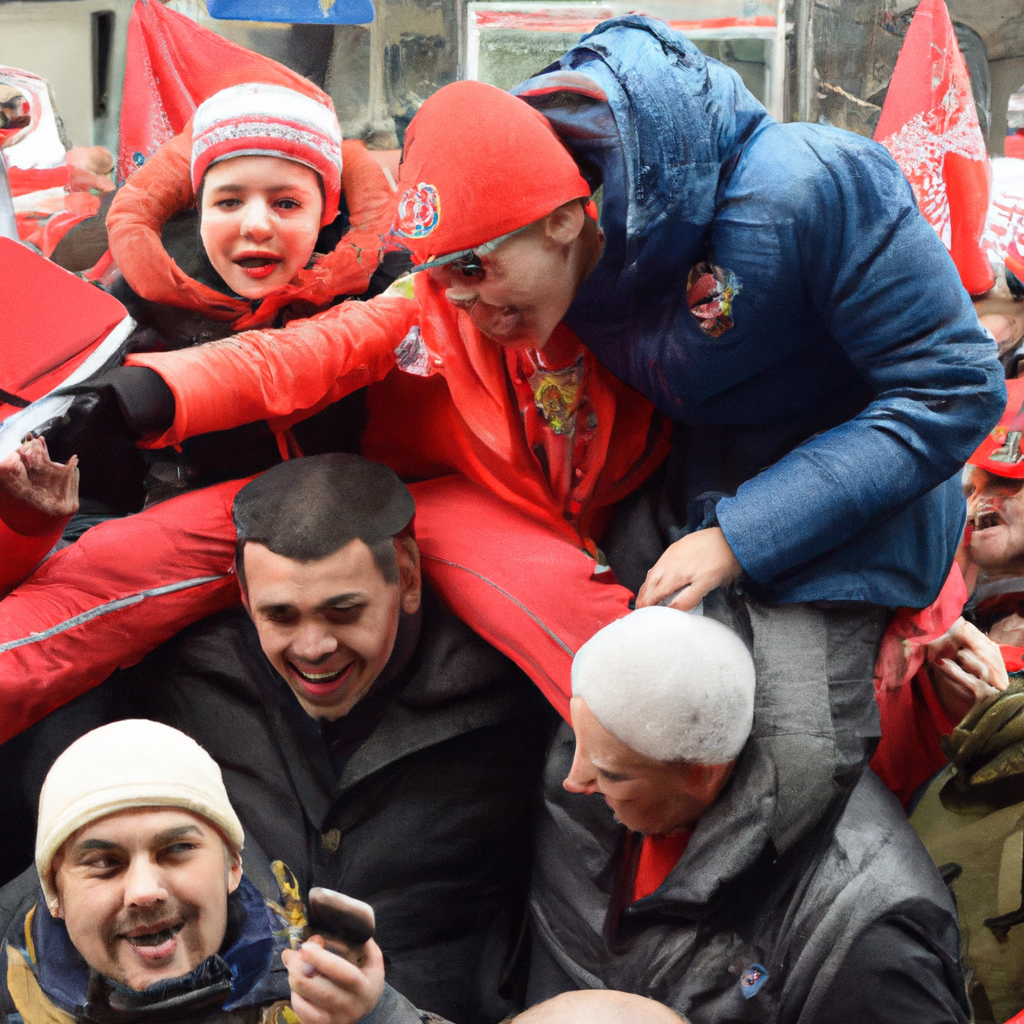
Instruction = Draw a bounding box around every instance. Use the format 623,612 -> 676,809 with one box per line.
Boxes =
514,16 -> 1005,607
99,585 -> 552,1024
529,726 -> 969,1024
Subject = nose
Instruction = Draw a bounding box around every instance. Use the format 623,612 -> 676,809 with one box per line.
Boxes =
290,622 -> 339,665
240,198 -> 274,242
123,857 -> 168,908
563,743 -> 599,795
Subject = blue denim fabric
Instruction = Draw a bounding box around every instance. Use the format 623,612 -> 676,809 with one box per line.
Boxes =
514,15 -> 1006,608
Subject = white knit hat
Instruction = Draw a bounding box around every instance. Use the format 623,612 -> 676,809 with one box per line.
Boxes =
36,720 -> 244,914
191,82 -> 343,228
571,607 -> 755,764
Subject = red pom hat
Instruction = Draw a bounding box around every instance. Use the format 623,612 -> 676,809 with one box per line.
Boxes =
392,80 -> 592,266
969,377 -> 1024,480
191,82 -> 342,228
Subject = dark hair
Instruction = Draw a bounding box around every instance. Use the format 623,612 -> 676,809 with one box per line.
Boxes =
233,454 -> 416,589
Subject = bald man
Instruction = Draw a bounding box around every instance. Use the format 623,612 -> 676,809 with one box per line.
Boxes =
516,990 -> 685,1024
527,607 -> 970,1024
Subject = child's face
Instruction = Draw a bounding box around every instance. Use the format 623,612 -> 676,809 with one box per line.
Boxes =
199,155 -> 324,300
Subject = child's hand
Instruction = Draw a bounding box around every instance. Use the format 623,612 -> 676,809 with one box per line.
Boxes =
283,935 -> 386,1024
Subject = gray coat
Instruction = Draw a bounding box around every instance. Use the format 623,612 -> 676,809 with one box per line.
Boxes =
528,723 -> 969,1023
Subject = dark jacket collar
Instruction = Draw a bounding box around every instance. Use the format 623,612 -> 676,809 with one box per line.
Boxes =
25,875 -> 281,1018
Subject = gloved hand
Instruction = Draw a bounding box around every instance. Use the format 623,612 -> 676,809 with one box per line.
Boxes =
42,366 -> 174,516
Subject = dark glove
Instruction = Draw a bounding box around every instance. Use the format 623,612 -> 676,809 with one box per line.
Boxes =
43,367 -> 174,516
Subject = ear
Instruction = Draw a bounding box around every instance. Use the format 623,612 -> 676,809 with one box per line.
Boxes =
226,848 -> 243,895
395,536 -> 422,615
542,199 -> 586,247
686,760 -> 735,801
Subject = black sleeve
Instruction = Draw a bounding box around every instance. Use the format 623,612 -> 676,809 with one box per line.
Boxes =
817,917 -> 969,1024
107,365 -> 175,437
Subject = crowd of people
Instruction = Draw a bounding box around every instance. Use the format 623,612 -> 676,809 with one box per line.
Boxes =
2,9 -> 1024,1024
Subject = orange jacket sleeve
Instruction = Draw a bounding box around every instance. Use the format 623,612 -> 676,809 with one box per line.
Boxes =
125,294 -> 418,447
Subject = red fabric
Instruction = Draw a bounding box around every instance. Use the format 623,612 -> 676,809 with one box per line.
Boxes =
870,563 -> 968,807
0,479 -> 245,744
0,238 -> 128,418
409,475 -> 634,721
391,80 -> 591,262
16,193 -> 101,257
363,273 -> 669,549
6,165 -> 68,196
0,521 -> 63,598
106,129 -> 391,328
874,0 -> 994,296
632,832 -> 691,903
118,0 -> 330,186
1006,134 -> 1024,161
968,377 -> 1024,479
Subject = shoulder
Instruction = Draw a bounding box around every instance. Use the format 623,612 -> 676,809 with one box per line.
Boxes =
723,122 -> 916,228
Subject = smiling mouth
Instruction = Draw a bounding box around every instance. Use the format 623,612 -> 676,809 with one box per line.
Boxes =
288,660 -> 355,695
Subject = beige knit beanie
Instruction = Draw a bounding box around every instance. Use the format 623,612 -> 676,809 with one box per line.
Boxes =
36,720 -> 244,915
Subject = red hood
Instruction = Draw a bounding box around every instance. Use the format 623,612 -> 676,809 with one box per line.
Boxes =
106,125 -> 394,331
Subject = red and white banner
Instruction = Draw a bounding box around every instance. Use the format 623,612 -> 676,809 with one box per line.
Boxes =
874,0 -> 994,296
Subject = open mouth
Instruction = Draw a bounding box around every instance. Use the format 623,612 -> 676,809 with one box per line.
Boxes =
234,254 -> 282,279
972,503 -> 1003,532
122,922 -> 185,960
288,660 -> 355,695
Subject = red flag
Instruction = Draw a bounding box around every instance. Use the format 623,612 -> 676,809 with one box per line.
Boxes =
117,0 -> 331,185
874,0 -> 994,296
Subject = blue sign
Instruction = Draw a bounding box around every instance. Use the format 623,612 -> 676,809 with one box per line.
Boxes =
207,0 -> 374,24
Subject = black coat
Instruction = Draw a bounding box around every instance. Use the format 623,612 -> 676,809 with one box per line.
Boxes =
12,586 -> 550,1024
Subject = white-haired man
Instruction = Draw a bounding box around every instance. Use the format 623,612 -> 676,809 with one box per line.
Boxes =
0,720 -> 440,1024
527,607 -> 971,1024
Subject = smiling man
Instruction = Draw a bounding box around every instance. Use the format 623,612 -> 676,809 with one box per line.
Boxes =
528,607 -> 971,1024
62,454 -> 551,1024
0,719 -> 436,1024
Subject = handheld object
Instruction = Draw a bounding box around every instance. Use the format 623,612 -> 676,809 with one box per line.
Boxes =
307,887 -> 375,966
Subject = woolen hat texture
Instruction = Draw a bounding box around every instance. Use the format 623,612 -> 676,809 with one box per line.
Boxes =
391,79 -> 592,264
36,719 -> 244,914
571,607 -> 756,764
191,82 -> 342,227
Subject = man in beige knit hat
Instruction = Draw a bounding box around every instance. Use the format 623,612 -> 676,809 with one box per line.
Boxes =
0,719 -> 440,1024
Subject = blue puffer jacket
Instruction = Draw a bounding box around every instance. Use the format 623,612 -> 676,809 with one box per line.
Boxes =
515,15 -> 1005,607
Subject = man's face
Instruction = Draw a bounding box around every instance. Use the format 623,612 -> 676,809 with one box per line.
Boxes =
965,467 -> 1024,572
199,155 -> 323,300
53,808 -> 242,992
562,697 -> 733,836
241,538 -> 421,721
428,219 -> 580,350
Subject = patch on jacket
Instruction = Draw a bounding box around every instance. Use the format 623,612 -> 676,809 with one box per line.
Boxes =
740,963 -> 769,999
686,261 -> 742,337
396,183 -> 441,238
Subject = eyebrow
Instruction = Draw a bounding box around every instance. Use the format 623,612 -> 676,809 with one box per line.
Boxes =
207,184 -> 312,196
257,592 -> 366,615
152,824 -> 204,846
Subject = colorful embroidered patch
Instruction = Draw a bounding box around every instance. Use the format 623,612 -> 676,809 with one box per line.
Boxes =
686,261 -> 742,337
529,358 -> 584,435
396,182 -> 441,239
740,963 -> 769,999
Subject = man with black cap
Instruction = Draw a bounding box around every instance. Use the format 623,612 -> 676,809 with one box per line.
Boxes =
10,454 -> 550,1024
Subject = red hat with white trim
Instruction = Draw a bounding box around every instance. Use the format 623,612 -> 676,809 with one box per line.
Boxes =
391,80 -> 592,267
191,82 -> 342,228
969,377 -> 1024,479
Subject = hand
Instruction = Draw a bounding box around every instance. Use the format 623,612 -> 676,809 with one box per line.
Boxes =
282,935 -> 385,1024
0,436 -> 78,535
635,527 -> 742,611
925,618 -> 1008,723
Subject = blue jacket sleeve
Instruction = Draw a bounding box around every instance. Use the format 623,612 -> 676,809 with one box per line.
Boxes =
714,130 -> 1005,586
